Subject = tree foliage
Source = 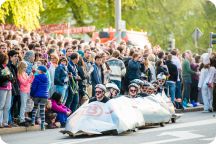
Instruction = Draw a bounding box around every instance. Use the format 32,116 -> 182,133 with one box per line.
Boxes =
123,0 -> 216,52
40,0 -> 216,52
0,0 -> 44,31
1,0 -> 216,52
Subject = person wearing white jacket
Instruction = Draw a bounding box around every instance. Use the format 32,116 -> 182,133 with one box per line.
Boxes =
198,55 -> 216,112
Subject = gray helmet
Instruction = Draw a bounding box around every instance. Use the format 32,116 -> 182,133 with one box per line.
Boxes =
128,83 -> 140,89
141,73 -> 148,79
143,81 -> 151,87
106,83 -> 120,92
130,79 -> 144,86
95,84 -> 106,92
148,84 -> 155,90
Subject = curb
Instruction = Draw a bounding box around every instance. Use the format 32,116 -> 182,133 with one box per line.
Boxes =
175,106 -> 204,113
0,125 -> 40,135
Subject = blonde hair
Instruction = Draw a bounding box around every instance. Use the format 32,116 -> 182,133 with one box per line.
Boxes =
17,61 -> 27,76
50,53 -> 59,63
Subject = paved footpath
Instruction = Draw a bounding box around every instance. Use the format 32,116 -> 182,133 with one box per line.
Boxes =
2,111 -> 216,144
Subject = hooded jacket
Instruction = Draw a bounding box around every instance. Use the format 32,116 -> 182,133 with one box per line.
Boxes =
30,73 -> 49,98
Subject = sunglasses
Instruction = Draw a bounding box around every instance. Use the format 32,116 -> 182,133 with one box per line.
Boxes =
95,91 -> 102,94
130,89 -> 137,92
142,86 -> 147,89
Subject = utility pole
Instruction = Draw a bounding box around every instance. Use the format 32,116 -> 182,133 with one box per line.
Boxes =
115,0 -> 121,43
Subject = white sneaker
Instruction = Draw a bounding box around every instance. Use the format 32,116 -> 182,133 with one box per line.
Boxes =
202,110 -> 209,113
196,102 -> 203,106
187,103 -> 193,107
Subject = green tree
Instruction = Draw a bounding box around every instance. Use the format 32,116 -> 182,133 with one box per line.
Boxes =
0,0 -> 44,31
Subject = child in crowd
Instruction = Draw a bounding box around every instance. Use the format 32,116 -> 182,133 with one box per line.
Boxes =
45,99 -> 60,129
50,92 -> 71,127
17,61 -> 34,126
30,65 -> 49,130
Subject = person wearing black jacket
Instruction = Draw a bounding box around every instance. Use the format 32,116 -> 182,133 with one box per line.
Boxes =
77,57 -> 88,105
165,54 -> 178,103
7,50 -> 20,125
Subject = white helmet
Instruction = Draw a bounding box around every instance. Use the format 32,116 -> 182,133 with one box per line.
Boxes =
128,83 -> 140,90
106,83 -> 120,92
157,73 -> 166,80
95,84 -> 106,92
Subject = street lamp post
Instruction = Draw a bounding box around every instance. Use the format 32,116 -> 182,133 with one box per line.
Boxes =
115,0 -> 121,43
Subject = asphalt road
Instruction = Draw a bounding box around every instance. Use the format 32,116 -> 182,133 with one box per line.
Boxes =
2,111 -> 216,144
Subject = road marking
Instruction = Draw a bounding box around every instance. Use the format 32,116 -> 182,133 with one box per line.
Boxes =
138,118 -> 216,134
200,138 -> 215,141
50,136 -> 111,144
140,131 -> 204,144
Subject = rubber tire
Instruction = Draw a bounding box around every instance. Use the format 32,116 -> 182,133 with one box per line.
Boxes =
171,118 -> 176,123
160,122 -> 165,127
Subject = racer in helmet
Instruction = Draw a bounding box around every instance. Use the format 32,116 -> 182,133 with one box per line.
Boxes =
157,72 -> 166,93
151,80 -> 160,94
89,84 -> 110,103
146,84 -> 156,95
106,83 -> 120,99
138,81 -> 150,97
157,72 -> 166,86
128,83 -> 139,98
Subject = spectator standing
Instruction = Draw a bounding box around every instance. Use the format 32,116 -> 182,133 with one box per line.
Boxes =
23,50 -> 35,75
17,61 -> 34,125
190,55 -> 201,106
182,51 -> 196,107
7,50 -> 20,125
31,65 -> 49,130
91,54 -> 104,96
0,52 -> 13,128
171,49 -> 182,101
198,55 -> 215,112
165,54 -> 178,103
106,50 -> 126,89
54,57 -> 69,103
125,53 -> 141,87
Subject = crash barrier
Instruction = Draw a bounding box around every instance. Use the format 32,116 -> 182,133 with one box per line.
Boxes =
61,92 -> 181,136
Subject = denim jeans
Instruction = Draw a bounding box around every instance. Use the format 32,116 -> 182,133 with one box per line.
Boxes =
55,85 -> 68,103
175,81 -> 182,99
20,92 -> 29,122
110,80 -> 122,90
56,112 -> 68,125
0,90 -> 12,125
165,81 -> 176,103
65,90 -> 79,112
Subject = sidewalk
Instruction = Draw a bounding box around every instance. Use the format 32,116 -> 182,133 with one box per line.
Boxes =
0,106 -> 204,135
175,105 -> 204,113
0,125 -> 40,135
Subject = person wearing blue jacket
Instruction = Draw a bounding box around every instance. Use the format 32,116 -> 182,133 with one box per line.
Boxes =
125,53 -> 141,88
54,57 -> 69,103
30,65 -> 49,131
91,54 -> 104,96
